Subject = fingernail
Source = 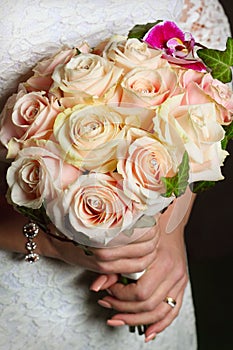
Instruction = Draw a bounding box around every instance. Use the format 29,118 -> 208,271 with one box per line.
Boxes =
98,299 -> 112,309
106,288 -> 113,296
107,319 -> 126,327
90,275 -> 108,292
145,332 -> 156,343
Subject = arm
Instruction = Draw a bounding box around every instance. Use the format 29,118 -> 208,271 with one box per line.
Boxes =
0,191 -> 160,274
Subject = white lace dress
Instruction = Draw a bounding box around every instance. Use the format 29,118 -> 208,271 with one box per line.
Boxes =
0,1 -> 230,349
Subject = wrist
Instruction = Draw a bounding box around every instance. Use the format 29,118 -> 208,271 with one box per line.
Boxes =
159,187 -> 196,234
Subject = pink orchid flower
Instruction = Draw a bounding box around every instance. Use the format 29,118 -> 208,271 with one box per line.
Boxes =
143,21 -> 206,72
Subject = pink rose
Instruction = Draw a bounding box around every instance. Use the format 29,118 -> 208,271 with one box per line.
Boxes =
120,66 -> 178,108
50,53 -> 123,106
6,141 -> 81,209
0,93 -> 17,147
117,127 -> 175,215
181,71 -> 233,124
26,47 -> 79,92
0,88 -> 61,158
46,172 -> 142,247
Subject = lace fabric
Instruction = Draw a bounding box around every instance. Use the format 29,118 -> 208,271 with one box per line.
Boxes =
1,0 -> 230,111
180,0 -> 231,48
0,0 -> 182,110
0,0 -> 231,349
0,250 -> 197,350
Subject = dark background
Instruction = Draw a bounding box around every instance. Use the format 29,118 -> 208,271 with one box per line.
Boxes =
185,1 -> 233,349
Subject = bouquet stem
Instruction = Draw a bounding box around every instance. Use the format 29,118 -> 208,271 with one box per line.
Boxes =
119,274 -> 149,335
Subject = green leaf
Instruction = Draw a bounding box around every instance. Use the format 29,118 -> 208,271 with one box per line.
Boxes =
15,204 -> 51,232
128,20 -> 162,40
75,48 -> 81,55
221,122 -> 233,150
119,276 -> 130,285
190,180 -> 216,194
161,151 -> 190,198
197,37 -> 233,83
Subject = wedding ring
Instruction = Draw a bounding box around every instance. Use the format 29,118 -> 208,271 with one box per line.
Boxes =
164,296 -> 176,308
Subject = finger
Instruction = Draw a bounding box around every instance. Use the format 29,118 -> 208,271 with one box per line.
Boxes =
138,273 -> 187,312
106,257 -> 172,301
93,248 -> 158,275
100,274 -> 186,313
92,235 -> 159,262
144,288 -> 185,336
108,240 -> 188,301
92,226 -> 160,262
90,274 -> 118,292
107,301 -> 170,327
107,284 -> 184,327
132,224 -> 160,243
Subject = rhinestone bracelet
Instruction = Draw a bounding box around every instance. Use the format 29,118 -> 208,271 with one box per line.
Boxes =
23,222 -> 40,263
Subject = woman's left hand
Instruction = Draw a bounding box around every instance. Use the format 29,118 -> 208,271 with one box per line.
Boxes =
91,224 -> 188,342
90,189 -> 195,342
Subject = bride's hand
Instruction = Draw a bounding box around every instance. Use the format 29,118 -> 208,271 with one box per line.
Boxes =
0,193 -> 160,273
43,223 -> 160,274
92,224 -> 188,342
90,189 -> 195,342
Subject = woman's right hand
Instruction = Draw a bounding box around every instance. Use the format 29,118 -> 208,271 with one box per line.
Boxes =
43,222 -> 160,274
0,193 -> 160,274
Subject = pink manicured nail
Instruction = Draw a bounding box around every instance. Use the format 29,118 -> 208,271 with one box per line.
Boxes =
106,288 -> 113,296
107,319 -> 126,327
145,332 -> 156,343
98,299 -> 112,309
90,275 -> 108,292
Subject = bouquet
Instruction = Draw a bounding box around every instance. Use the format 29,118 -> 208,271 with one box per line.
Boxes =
0,20 -> 233,332
1,19 -> 233,247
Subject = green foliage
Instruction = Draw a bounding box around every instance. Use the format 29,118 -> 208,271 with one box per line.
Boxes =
119,275 -> 130,285
16,204 -> 51,232
161,151 -> 189,197
197,37 -> 233,83
190,180 -> 216,194
127,20 -> 162,40
221,122 -> 233,150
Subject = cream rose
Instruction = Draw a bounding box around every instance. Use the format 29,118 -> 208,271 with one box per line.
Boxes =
181,71 -> 233,125
46,172 -> 142,247
120,66 -> 178,108
103,36 -> 166,72
0,88 -> 61,158
26,45 -> 89,92
113,104 -> 156,133
117,127 -> 175,215
50,53 -> 123,105
6,141 -> 81,209
53,104 -> 128,172
153,95 -> 228,182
